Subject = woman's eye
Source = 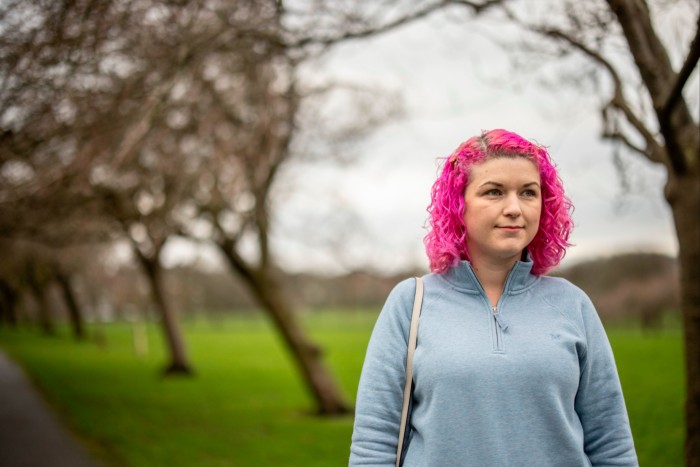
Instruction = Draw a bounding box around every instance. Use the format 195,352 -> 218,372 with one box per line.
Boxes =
485,189 -> 501,196
522,189 -> 537,197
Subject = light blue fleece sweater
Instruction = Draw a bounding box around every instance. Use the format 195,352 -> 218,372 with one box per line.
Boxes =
349,259 -> 638,466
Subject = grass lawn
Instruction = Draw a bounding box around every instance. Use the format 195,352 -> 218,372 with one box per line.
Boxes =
608,325 -> 684,466
0,312 -> 684,466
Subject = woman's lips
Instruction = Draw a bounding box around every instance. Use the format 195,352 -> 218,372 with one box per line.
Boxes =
497,226 -> 524,231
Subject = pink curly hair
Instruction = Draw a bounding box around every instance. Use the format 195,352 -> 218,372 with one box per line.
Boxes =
424,129 -> 573,275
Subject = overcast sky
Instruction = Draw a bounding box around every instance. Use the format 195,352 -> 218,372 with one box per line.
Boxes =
165,10 -> 680,275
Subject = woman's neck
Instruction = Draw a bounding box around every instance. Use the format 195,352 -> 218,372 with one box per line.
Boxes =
470,256 -> 519,307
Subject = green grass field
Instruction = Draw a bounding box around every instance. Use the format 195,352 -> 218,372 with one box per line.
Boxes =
0,312 -> 684,466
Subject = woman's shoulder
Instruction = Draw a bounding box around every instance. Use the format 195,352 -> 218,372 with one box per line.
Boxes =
536,275 -> 591,302
381,273 -> 450,319
380,277 -> 420,318
386,277 -> 420,302
388,271 -> 451,296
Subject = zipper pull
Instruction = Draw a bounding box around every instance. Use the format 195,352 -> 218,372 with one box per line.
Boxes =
492,306 -> 509,332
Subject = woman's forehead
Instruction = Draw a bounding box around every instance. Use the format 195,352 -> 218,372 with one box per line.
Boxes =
467,157 -> 540,183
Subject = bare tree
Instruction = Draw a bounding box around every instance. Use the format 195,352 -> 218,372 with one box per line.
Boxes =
1,0 -> 403,412
155,1 -> 355,414
52,254 -> 89,340
0,0 -> 199,372
0,278 -> 19,327
0,239 -> 89,339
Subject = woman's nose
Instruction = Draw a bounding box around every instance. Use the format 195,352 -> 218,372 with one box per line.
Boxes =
503,194 -> 522,217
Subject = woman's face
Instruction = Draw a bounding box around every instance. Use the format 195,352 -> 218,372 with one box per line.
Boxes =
463,157 -> 542,265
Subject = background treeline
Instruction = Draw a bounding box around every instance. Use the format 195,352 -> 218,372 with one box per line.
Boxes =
1,249 -> 679,330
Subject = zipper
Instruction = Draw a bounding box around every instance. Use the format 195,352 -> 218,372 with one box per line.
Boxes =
492,305 -> 504,352
469,263 -> 517,353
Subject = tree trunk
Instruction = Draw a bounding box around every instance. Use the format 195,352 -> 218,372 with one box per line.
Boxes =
605,2 -> 699,463
27,280 -> 55,336
220,247 -> 350,415
55,271 -> 86,340
135,250 -> 193,375
668,172 -> 700,465
0,281 -> 18,327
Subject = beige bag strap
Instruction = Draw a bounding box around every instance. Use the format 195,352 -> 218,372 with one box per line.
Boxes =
395,277 -> 424,467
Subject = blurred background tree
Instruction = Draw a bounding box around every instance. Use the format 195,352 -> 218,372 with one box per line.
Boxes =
0,0 -> 397,415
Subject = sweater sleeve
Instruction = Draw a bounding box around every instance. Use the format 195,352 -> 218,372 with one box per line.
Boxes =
574,295 -> 638,466
349,279 -> 415,466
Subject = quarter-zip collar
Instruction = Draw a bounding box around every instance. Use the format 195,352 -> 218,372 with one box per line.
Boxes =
440,256 -> 538,295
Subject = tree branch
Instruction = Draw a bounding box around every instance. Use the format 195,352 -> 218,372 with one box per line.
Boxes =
608,93 -> 666,164
290,0 -> 504,48
660,15 -> 700,126
601,123 -> 650,160
606,0 -> 695,175
522,22 -> 667,167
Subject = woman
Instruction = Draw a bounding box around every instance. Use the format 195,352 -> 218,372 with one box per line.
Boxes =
349,129 -> 638,466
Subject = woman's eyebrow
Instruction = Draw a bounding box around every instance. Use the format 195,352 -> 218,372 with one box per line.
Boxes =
478,181 -> 541,188
478,181 -> 504,187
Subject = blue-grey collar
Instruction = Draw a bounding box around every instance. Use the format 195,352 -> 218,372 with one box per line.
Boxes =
440,256 -> 538,295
